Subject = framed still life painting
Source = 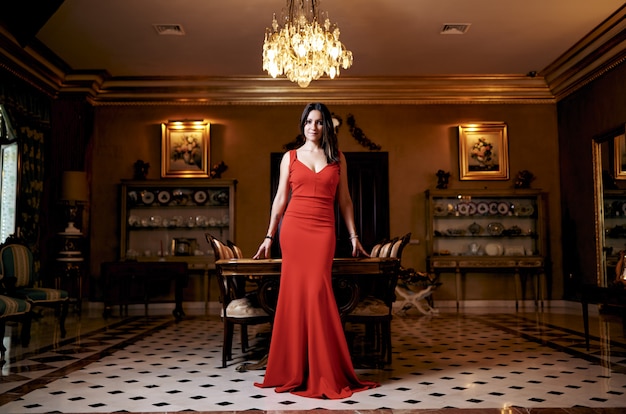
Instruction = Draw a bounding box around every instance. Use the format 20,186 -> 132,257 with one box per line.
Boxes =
458,123 -> 509,181
161,120 -> 210,178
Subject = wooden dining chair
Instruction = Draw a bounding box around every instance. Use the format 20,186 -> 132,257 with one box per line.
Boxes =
207,234 -> 271,367
226,240 -> 243,259
344,233 -> 410,366
369,241 -> 385,258
378,237 -> 398,258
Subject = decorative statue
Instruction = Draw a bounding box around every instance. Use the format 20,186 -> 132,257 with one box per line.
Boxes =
210,161 -> 228,178
133,160 -> 150,180
436,170 -> 450,189
514,170 -> 535,189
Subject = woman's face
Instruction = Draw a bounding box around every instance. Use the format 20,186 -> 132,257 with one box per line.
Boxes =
303,110 -> 324,142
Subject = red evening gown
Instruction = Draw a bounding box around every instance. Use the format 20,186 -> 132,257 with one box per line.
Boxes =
254,150 -> 379,399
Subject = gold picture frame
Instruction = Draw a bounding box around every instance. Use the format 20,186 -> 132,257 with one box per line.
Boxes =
458,123 -> 509,181
613,131 -> 626,179
161,120 -> 210,178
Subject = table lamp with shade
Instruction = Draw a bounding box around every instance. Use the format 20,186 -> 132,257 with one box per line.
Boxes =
61,171 -> 88,234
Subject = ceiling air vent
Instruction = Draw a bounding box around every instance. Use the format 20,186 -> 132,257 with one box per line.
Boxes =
153,24 -> 185,35
440,24 -> 471,35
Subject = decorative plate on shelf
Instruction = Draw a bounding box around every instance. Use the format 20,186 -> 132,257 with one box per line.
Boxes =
433,202 -> 447,216
487,222 -> 504,236
157,190 -> 171,205
517,203 -> 534,216
140,190 -> 155,205
485,243 -> 503,256
476,202 -> 489,215
457,203 -> 470,215
193,190 -> 208,205
211,190 -> 229,205
497,202 -> 510,215
128,215 -> 140,227
467,202 -> 477,215
488,202 -> 499,215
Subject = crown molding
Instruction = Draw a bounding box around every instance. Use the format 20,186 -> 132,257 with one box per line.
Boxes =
75,74 -> 555,105
541,5 -> 626,100
0,25 -> 553,105
1,7 -> 625,105
0,26 -> 64,96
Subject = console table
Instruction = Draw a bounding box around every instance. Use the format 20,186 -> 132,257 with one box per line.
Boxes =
428,256 -> 545,309
101,261 -> 188,319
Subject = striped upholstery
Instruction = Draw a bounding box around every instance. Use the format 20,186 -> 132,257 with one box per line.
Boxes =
0,244 -> 69,303
0,294 -> 32,358
1,243 -> 34,287
0,294 -> 31,317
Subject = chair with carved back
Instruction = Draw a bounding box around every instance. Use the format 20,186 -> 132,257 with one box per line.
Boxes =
369,240 -> 386,258
377,238 -> 397,258
344,233 -> 410,366
226,240 -> 243,259
207,234 -> 271,367
0,239 -> 69,339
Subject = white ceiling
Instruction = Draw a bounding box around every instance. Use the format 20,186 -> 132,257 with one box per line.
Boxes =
34,0 -> 626,79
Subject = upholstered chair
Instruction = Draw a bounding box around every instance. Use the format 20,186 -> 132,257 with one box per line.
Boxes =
0,242 -> 69,338
0,294 -> 32,363
344,233 -> 410,365
206,234 -> 271,367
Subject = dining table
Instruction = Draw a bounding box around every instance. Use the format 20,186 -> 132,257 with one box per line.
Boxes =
215,256 -> 400,370
215,256 -> 401,317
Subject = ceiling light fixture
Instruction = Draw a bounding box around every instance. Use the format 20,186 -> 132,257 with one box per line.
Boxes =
262,0 -> 353,88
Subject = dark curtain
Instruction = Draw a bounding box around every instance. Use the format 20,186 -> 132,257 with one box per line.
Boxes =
0,70 -> 51,272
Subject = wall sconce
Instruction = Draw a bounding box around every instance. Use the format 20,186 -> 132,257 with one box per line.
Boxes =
60,171 -> 88,234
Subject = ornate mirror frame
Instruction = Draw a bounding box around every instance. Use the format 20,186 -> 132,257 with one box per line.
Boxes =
592,124 -> 626,286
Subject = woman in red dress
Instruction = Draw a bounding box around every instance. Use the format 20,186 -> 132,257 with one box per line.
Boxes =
253,103 -> 379,399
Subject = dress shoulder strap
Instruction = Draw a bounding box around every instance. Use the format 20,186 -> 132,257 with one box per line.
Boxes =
288,149 -> 298,168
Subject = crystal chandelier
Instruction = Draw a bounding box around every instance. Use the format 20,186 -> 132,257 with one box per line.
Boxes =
262,0 -> 353,88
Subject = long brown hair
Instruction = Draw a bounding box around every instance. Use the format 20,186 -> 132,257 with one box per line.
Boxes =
299,103 -> 339,164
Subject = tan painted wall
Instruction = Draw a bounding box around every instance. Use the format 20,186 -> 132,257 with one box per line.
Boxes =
90,103 -> 561,302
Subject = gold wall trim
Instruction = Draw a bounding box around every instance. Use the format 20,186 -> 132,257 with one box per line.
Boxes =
77,74 -> 555,105
0,27 -> 554,105
542,6 -> 626,100
1,5 -> 625,106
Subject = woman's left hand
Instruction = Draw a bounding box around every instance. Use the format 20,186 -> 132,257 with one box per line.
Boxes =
351,238 -> 369,257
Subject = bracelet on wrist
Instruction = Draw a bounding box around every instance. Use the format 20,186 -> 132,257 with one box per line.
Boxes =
265,235 -> 273,241
349,234 -> 359,240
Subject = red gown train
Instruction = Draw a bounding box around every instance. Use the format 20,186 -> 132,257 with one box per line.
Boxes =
254,150 -> 379,399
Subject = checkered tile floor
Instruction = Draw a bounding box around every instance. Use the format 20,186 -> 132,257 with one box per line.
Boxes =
1,303 -> 625,413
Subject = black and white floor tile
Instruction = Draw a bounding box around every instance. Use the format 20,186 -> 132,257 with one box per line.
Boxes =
1,302 -> 625,413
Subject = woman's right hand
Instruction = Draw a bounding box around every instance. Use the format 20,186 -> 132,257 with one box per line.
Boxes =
253,238 -> 272,259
